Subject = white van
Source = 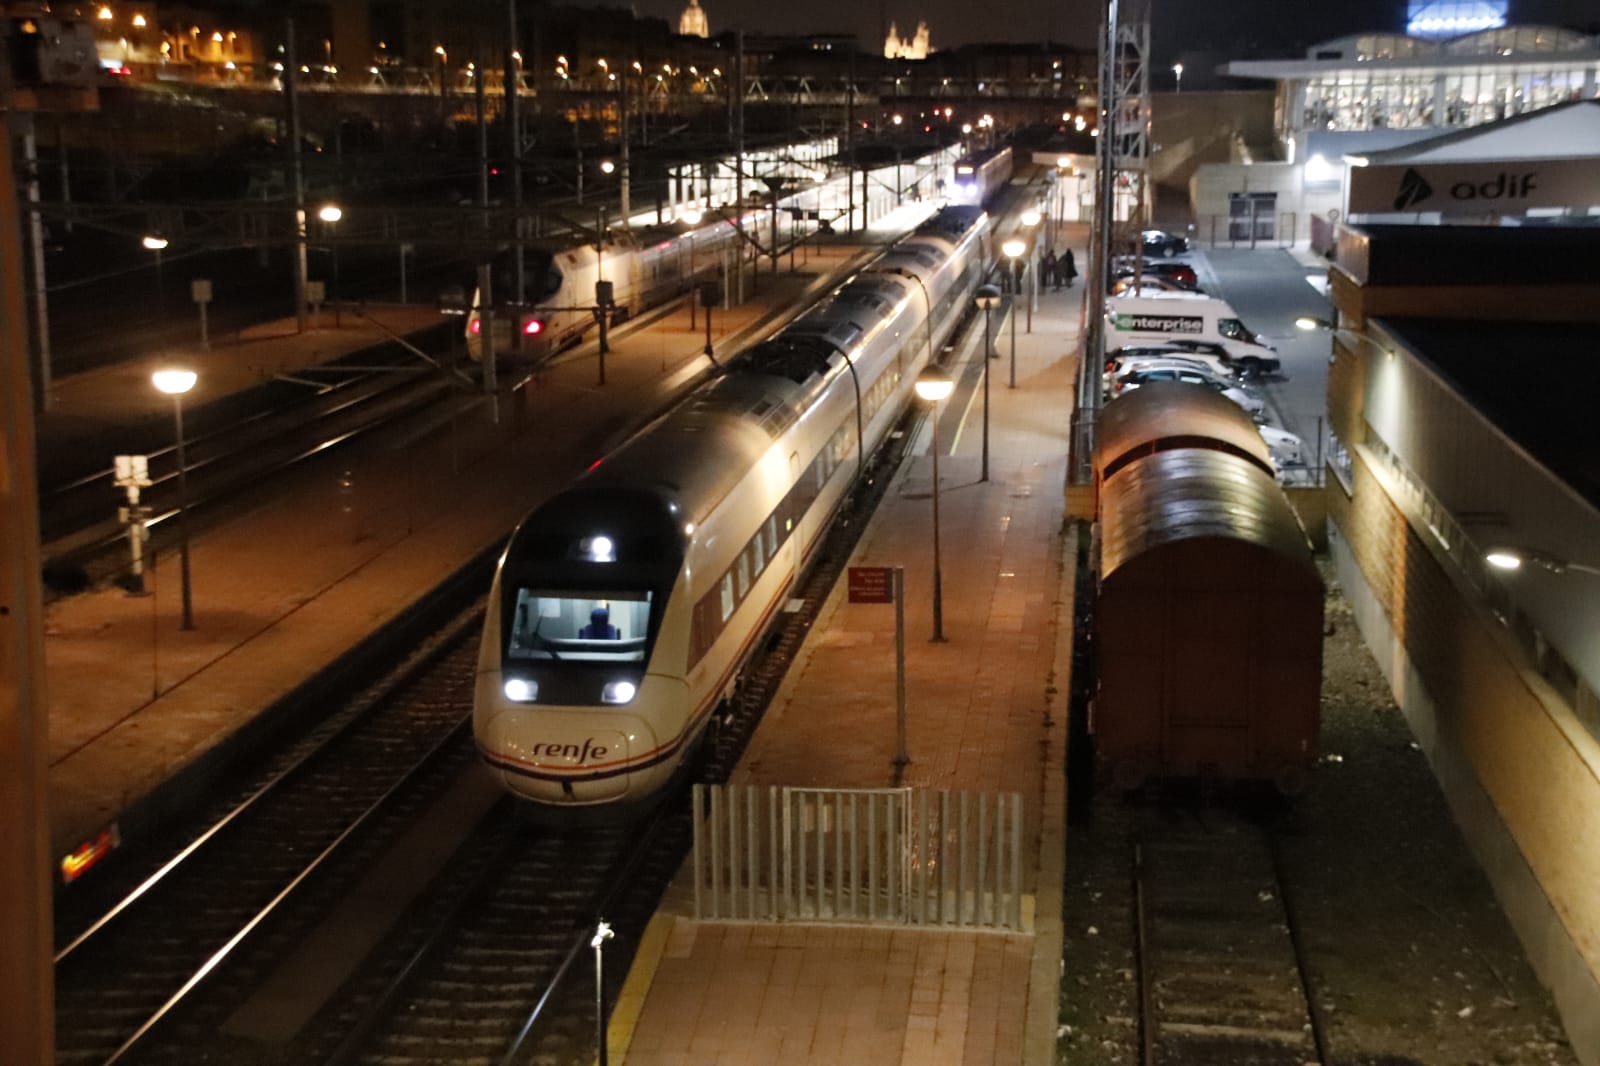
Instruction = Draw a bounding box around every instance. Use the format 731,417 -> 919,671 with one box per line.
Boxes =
1105,293 -> 1279,375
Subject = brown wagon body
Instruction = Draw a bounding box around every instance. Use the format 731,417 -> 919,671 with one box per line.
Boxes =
1092,385 -> 1323,791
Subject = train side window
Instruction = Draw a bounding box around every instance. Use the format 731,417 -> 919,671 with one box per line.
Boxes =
720,574 -> 734,621
751,532 -> 766,574
766,515 -> 779,556
736,553 -> 750,598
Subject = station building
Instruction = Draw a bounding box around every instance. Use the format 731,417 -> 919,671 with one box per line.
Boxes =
1185,18 -> 1600,242
1323,220 -> 1600,1063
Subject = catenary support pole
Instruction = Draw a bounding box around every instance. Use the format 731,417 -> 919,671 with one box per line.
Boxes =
21,118 -> 51,411
285,20 -> 309,334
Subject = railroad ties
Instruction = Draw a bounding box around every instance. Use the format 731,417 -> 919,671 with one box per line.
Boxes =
1134,818 -> 1323,1065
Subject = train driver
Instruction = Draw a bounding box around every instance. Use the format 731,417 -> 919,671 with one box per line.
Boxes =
579,606 -> 621,640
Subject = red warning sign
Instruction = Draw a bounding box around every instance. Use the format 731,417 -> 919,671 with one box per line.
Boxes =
847,566 -> 894,604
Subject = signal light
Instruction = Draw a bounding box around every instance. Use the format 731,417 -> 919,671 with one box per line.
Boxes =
468,319 -> 482,335
522,318 -> 544,336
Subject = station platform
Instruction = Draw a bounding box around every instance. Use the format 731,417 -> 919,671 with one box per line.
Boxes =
608,256 -> 1088,1066
37,210 -> 1091,1065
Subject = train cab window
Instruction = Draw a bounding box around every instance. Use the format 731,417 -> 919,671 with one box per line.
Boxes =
506,589 -> 652,662
720,574 -> 735,621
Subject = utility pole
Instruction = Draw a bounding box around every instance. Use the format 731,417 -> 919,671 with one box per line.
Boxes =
20,118 -> 51,410
734,30 -> 745,299
619,55 -> 631,225
507,1 -> 525,305
285,19 -> 309,333
846,51 -> 855,235
1,111 -> 57,1066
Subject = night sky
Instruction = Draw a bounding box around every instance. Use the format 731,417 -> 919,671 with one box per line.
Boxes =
603,0 -> 1600,84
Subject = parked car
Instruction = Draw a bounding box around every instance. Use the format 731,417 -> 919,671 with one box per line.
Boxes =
1114,366 -> 1266,417
1109,275 -> 1198,297
1257,423 -> 1305,467
1141,228 -> 1191,256
1157,338 -> 1281,378
1105,344 -> 1238,382
1110,258 -> 1199,290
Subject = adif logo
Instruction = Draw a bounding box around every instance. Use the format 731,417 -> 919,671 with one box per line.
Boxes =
1393,167 -> 1434,210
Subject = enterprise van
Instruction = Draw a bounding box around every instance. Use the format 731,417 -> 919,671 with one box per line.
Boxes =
1105,293 -> 1278,375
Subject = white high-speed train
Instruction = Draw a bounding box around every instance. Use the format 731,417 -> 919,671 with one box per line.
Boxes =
464,147 -> 960,363
472,204 -> 993,815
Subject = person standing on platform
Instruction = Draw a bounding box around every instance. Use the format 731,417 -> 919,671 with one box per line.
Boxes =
1060,248 -> 1077,290
1041,249 -> 1058,293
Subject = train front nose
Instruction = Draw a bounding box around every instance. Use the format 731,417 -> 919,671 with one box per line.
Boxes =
478,713 -> 649,807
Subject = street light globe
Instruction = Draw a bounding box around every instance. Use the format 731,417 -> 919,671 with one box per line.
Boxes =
1173,63 -> 1184,76
892,113 -> 903,125
600,160 -> 616,174
679,206 -> 704,225
961,123 -> 973,134
1002,238 -> 1026,259
1021,208 -> 1042,227
974,283 -> 1001,310
142,234 -> 169,250
1485,549 -> 1524,571
152,368 -> 198,395
318,204 -> 343,223
914,366 -> 954,403
1056,155 -> 1070,169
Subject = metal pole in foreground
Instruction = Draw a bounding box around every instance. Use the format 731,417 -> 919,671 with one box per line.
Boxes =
930,408 -> 945,642
592,920 -> 615,1066
893,565 -> 908,769
0,116 -> 56,1066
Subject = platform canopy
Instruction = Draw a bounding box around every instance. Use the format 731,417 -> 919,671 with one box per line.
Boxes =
1346,100 -> 1600,214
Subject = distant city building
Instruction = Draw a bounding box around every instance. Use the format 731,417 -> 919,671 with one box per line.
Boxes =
678,0 -> 709,39
883,20 -> 930,60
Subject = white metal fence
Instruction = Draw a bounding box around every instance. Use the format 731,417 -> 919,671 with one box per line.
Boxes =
689,784 -> 1028,931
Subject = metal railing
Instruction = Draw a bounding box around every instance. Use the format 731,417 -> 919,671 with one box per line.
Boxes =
690,784 -> 1028,931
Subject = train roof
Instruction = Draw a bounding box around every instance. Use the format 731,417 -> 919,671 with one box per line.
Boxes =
1098,449 -> 1318,582
1095,383 -> 1275,481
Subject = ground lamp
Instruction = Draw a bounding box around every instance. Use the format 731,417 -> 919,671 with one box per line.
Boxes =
1002,238 -> 1026,386
143,234 -> 168,308
592,919 -> 615,1065
151,368 -> 197,630
974,284 -> 1001,482
318,203 -> 343,326
915,366 -> 954,642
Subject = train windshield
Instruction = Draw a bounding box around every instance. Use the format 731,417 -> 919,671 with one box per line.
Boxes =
505,588 -> 653,663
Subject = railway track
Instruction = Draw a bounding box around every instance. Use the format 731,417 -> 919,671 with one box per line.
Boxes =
51,607 -> 485,1066
1133,808 -> 1328,1066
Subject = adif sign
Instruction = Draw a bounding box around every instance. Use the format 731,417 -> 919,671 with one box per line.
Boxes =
1346,158 -> 1600,215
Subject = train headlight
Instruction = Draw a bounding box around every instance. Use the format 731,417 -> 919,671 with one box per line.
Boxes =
503,678 -> 539,702
601,680 -> 637,704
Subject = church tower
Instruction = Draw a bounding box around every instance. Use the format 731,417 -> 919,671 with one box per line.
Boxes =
679,0 -> 709,38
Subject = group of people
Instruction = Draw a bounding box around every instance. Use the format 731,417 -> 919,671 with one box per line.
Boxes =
1002,247 -> 1078,293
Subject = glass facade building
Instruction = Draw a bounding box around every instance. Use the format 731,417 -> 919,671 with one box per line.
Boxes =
1223,25 -> 1600,156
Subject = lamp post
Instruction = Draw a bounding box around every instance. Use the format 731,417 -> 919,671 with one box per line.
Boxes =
1485,547 -> 1600,577
1020,211 -> 1041,330
143,234 -> 168,309
591,920 -> 615,1066
1002,238 -> 1025,387
151,368 -> 197,630
318,203 -> 342,327
1173,63 -> 1184,93
1295,314 -> 1391,365
915,366 -> 954,643
974,284 -> 1001,482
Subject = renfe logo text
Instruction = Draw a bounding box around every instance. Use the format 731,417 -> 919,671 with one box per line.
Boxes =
531,737 -> 611,763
